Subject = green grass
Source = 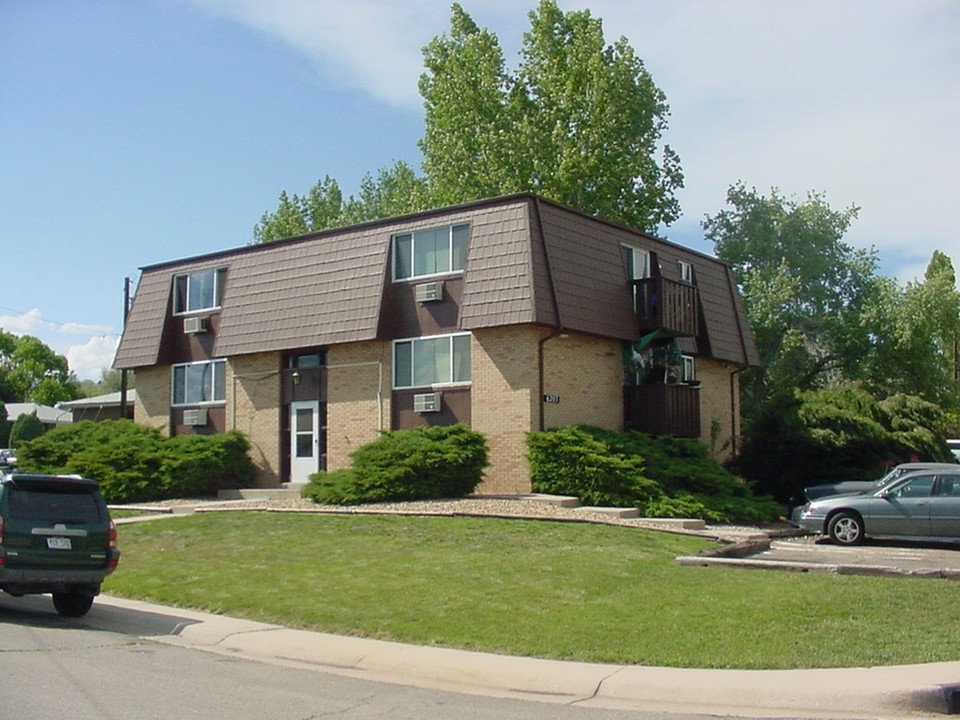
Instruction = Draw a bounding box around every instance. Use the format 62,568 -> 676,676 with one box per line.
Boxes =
104,512 -> 960,670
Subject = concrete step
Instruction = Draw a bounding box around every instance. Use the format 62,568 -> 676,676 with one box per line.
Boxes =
638,517 -> 707,531
577,506 -> 640,519
218,488 -> 303,501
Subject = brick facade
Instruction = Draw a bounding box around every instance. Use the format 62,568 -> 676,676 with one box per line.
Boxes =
326,341 -> 391,472
132,365 -> 171,436
470,326 -> 540,494
542,333 -> 623,430
229,353 -> 282,487
695,358 -> 740,463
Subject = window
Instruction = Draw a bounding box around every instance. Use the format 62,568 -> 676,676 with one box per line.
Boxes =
393,224 -> 469,280
679,260 -> 693,283
620,246 -> 651,280
174,268 -> 225,314
890,474 -> 935,499
287,352 -> 325,369
393,334 -> 471,388
681,355 -> 695,382
172,360 -> 226,405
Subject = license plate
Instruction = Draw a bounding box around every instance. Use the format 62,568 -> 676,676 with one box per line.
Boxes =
46,537 -> 72,550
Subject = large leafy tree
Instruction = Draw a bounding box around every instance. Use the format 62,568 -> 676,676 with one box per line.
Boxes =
703,183 -> 875,400
254,0 -> 682,243
421,0 -> 683,232
253,162 -> 429,243
0,331 -> 81,405
859,252 -> 960,409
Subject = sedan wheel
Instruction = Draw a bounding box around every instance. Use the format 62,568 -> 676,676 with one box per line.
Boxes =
828,512 -> 864,546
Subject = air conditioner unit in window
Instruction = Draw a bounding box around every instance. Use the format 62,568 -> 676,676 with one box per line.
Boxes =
413,392 -> 441,413
183,408 -> 208,426
183,316 -> 208,334
415,281 -> 444,303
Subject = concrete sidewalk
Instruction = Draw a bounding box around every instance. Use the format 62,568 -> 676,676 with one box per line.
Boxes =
100,595 -> 959,718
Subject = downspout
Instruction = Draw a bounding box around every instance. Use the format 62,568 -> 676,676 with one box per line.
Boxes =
729,366 -> 744,457
531,197 -> 565,431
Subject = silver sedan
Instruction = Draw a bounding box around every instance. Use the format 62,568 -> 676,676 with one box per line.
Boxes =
795,469 -> 960,545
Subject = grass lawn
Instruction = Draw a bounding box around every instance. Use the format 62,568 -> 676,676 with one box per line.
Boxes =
104,512 -> 960,670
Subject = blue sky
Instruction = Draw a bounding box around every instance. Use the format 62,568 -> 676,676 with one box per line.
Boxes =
2,0 -> 958,381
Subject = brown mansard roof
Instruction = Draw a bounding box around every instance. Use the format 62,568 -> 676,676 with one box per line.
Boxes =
114,194 -> 759,369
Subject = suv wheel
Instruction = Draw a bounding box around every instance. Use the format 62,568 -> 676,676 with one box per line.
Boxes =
52,591 -> 95,618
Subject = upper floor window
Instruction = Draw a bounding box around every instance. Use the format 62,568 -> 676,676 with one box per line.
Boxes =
393,333 -> 471,389
621,245 -> 651,281
678,260 -> 693,283
174,268 -> 225,315
172,359 -> 226,405
681,355 -> 695,382
393,224 -> 469,281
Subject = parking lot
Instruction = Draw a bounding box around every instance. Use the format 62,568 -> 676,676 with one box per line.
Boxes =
680,535 -> 960,578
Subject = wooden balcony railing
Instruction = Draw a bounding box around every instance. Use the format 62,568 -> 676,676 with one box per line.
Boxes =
631,277 -> 699,337
623,383 -> 701,438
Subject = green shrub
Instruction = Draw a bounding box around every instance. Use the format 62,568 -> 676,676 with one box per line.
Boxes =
301,469 -> 360,504
526,426 -> 660,507
737,387 -> 953,504
161,431 -> 256,498
9,412 -> 45,447
303,424 -> 488,505
527,426 -> 780,522
15,420 -> 255,503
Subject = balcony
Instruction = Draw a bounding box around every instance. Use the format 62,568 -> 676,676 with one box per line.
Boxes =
624,383 -> 701,438
631,277 -> 699,337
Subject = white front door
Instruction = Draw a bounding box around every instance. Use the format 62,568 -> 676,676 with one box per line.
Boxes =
290,401 -> 320,483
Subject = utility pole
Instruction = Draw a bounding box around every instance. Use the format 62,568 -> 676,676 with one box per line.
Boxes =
119,278 -> 130,419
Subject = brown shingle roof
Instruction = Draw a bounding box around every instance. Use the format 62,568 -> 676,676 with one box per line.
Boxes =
114,194 -> 758,369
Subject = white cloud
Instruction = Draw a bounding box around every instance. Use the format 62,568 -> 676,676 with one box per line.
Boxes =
66,336 -> 120,383
179,0 -> 960,279
0,308 -> 117,381
0,308 -> 44,334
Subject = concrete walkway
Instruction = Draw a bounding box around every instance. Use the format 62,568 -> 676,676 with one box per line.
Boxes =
100,595 -> 958,718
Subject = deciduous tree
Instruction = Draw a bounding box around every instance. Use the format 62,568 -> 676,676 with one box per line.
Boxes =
0,331 -> 80,405
254,0 -> 683,242
421,0 -> 683,232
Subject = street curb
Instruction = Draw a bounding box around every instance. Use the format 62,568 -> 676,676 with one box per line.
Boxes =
100,596 -> 958,718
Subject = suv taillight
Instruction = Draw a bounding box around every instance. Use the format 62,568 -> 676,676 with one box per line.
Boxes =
107,518 -> 119,569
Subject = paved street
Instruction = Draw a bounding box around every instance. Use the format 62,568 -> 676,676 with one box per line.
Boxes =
0,594 -> 717,720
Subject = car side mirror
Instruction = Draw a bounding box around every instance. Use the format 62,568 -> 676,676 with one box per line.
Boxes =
878,490 -> 891,499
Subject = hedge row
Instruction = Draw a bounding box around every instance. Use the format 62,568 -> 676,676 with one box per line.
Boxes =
15,420 -> 256,503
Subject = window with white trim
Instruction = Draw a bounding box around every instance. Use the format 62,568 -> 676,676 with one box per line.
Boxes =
172,360 -> 226,405
174,268 -> 225,314
393,334 -> 471,389
620,245 -> 651,280
393,224 -> 469,280
678,260 -> 693,283
681,355 -> 695,382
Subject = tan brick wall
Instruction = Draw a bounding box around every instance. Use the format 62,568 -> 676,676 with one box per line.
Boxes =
543,333 -> 623,430
228,353 -> 282,487
696,358 -> 741,463
131,365 -> 171,436
470,326 -> 541,494
326,341 -> 390,472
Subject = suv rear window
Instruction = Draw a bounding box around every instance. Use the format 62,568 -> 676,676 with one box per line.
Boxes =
8,485 -> 103,523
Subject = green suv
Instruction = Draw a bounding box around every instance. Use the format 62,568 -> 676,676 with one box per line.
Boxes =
0,473 -> 120,617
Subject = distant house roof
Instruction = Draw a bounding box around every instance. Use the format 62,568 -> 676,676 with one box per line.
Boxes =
58,389 -> 137,410
5,402 -> 72,426
114,194 -> 758,369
